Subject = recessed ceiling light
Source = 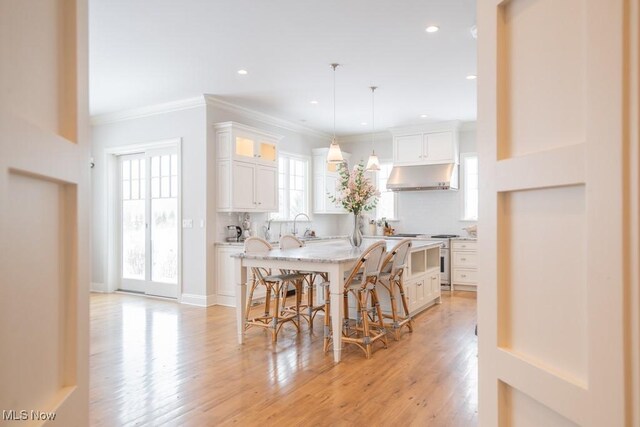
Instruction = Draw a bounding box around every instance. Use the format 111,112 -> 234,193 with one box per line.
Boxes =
237,69 -> 248,75
310,100 -> 318,105
466,74 -> 477,80
420,114 -> 428,118
425,26 -> 439,33
361,122 -> 368,126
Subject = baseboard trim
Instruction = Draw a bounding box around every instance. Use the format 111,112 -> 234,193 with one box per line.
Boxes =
91,282 -> 108,293
180,293 -> 217,307
215,295 -> 236,307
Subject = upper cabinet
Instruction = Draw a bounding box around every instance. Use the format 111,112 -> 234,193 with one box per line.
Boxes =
312,147 -> 351,214
215,122 -> 282,212
391,121 -> 461,166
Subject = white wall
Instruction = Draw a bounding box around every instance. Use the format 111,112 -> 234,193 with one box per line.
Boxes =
340,124 -> 478,236
91,103 -> 208,298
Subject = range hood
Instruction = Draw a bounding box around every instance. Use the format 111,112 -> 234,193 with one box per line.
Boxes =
387,163 -> 458,191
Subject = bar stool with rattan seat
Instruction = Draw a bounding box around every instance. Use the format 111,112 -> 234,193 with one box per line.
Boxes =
376,238 -> 414,341
243,237 -> 306,342
320,240 -> 388,359
279,235 -> 326,330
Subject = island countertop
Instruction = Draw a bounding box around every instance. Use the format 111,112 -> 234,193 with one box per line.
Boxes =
231,238 -> 442,263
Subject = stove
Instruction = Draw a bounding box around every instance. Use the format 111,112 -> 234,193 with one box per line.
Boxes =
430,234 -> 460,239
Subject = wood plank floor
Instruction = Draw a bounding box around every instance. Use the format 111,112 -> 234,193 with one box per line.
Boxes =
90,291 -> 477,427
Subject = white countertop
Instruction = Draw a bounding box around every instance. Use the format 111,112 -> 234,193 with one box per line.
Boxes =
215,235 -> 348,247
451,236 -> 477,241
231,238 -> 442,263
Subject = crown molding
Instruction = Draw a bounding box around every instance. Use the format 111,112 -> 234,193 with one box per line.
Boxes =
90,96 -> 206,125
204,95 -> 330,140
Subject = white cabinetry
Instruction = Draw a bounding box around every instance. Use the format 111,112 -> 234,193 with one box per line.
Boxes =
215,122 -> 281,212
311,148 -> 351,214
215,245 -> 265,306
451,239 -> 478,290
391,122 -> 461,166
379,243 -> 442,316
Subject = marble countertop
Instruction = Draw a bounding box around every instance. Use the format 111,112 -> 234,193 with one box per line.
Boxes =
451,236 -> 477,241
215,235 -> 348,247
231,238 -> 442,263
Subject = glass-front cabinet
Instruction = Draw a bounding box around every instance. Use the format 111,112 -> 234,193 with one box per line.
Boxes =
215,122 -> 282,212
232,130 -> 278,166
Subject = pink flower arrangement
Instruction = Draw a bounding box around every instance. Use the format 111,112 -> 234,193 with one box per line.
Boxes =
329,162 -> 380,215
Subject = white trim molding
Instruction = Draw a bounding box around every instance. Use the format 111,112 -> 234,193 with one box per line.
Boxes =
91,282 -> 108,293
91,96 -> 206,125
181,293 -> 217,307
205,95 -> 330,139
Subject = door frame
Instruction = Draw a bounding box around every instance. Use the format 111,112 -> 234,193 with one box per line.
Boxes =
103,138 -> 182,300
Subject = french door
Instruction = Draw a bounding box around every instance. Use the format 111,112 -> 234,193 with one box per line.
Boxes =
119,148 -> 179,298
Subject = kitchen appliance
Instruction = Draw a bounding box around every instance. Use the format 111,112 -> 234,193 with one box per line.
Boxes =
226,225 -> 242,242
386,163 -> 458,191
240,213 -> 252,240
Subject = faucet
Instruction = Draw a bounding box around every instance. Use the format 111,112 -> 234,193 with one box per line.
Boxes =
292,213 -> 310,236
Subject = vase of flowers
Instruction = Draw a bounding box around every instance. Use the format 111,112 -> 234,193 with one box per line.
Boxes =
329,162 -> 380,247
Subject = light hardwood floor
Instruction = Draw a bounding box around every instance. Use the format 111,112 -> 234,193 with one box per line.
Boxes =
90,291 -> 477,426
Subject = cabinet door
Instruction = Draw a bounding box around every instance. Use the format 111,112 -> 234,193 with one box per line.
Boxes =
255,166 -> 278,211
233,133 -> 256,162
429,273 -> 440,298
325,174 -> 344,213
415,279 -> 426,308
216,248 -> 241,297
425,131 -> 455,164
313,175 -> 325,213
394,134 -> 424,165
232,161 -> 256,210
255,138 -> 277,166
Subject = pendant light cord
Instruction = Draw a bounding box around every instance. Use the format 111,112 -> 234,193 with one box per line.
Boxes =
331,64 -> 338,141
371,86 -> 377,153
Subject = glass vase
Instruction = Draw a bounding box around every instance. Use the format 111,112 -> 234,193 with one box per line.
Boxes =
350,214 -> 363,248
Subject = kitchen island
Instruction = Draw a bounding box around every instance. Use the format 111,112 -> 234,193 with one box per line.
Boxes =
231,238 -> 442,362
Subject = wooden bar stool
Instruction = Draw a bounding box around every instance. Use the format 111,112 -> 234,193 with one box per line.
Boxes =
243,237 -> 306,342
321,240 -> 388,359
279,235 -> 326,330
377,238 -> 414,340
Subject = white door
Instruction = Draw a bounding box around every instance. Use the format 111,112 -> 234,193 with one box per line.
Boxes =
0,0 -> 89,424
478,0 -> 639,425
120,149 -> 179,298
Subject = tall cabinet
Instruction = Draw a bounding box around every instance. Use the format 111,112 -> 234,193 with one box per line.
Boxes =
312,147 -> 351,214
215,122 -> 281,212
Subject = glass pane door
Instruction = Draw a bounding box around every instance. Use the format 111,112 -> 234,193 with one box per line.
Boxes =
150,153 -> 178,284
121,156 -> 146,290
119,149 -> 179,298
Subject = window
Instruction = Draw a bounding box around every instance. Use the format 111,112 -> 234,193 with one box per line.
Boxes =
461,153 -> 478,220
270,153 -> 310,220
374,162 -> 397,220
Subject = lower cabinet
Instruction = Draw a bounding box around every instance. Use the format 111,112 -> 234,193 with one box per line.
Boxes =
451,239 -> 478,290
215,245 -> 265,307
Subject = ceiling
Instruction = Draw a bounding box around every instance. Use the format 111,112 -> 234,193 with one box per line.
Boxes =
89,0 -> 477,135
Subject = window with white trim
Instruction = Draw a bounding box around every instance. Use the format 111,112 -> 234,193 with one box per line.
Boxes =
270,153 -> 310,220
375,162 -> 397,220
461,153 -> 478,221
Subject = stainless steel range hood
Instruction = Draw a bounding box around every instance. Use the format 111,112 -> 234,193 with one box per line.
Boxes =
387,163 -> 458,191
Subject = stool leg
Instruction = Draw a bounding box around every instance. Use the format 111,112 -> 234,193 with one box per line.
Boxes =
397,278 -> 413,333
359,290 -> 372,359
371,288 -> 388,348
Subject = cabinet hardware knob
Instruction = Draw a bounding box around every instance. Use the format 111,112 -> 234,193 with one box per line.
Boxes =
461,258 -> 466,261
461,274 -> 466,278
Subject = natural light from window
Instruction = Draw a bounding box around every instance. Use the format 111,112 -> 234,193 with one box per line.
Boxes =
271,153 -> 309,220
462,153 -> 478,221
375,162 -> 396,220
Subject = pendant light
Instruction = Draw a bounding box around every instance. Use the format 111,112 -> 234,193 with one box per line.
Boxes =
326,63 -> 344,163
365,86 -> 380,171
